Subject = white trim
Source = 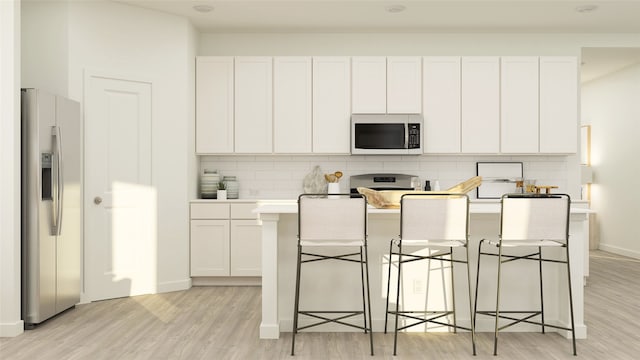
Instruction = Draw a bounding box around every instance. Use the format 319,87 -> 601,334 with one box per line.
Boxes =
598,243 -> 640,260
191,277 -> 260,287
0,321 -> 24,338
157,278 -> 193,293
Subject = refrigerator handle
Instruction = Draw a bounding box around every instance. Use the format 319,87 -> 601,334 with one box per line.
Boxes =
52,126 -> 64,236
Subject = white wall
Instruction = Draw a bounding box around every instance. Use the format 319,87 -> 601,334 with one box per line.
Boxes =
21,1 -> 68,96
66,2 -> 194,293
582,64 -> 640,258
0,0 -> 24,337
20,1 -> 195,301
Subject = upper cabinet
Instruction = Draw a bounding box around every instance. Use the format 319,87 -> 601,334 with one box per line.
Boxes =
423,57 -> 461,153
195,55 -> 578,155
273,57 -> 312,153
461,57 -> 500,153
196,57 -> 234,154
234,57 -> 273,153
387,57 -> 422,114
539,56 -> 578,153
352,56 -> 422,114
500,57 -> 540,153
352,57 -> 386,113
312,57 -> 351,154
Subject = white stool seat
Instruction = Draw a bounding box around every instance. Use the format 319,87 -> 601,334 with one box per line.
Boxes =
486,239 -> 565,247
396,239 -> 467,248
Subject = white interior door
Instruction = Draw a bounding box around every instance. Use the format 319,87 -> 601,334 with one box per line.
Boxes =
84,73 -> 154,301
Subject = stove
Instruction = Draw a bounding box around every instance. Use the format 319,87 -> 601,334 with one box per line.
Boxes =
349,173 -> 418,196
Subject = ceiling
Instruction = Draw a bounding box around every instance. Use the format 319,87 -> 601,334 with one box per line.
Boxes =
114,0 -> 640,33
111,0 -> 640,82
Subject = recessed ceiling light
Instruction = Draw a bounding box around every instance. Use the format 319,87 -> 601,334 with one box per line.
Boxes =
193,4 -> 214,13
385,5 -> 406,13
575,5 -> 598,13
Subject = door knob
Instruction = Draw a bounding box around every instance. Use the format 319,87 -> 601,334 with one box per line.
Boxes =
94,196 -> 103,205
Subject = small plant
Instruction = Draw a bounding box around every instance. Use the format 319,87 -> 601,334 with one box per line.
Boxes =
218,181 -> 226,190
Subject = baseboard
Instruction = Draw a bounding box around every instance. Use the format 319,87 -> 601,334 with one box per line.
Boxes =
191,277 -> 261,286
157,278 -> 192,293
0,320 -> 24,337
598,243 -> 640,260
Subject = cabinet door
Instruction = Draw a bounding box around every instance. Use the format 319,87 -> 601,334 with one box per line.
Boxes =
230,220 -> 262,276
352,56 -> 386,113
235,56 -> 273,153
196,57 -> 234,154
387,57 -> 422,114
423,57 -> 461,153
273,57 -> 312,153
312,57 -> 351,153
540,56 -> 578,153
461,57 -> 500,153
190,219 -> 229,276
501,57 -> 539,153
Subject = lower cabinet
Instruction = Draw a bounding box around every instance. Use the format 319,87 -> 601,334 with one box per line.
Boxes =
190,202 -> 261,279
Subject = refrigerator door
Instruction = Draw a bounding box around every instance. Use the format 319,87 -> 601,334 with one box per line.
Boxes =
21,89 -> 81,326
55,95 -> 81,313
22,89 -> 57,324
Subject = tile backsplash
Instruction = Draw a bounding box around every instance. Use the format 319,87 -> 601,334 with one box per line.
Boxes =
199,155 -> 571,200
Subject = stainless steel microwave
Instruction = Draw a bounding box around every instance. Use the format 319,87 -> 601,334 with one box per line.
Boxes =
351,114 -> 423,155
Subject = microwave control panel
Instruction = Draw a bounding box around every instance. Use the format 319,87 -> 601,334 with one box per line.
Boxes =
408,123 -> 421,149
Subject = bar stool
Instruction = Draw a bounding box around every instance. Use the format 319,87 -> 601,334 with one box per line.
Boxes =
291,193 -> 373,356
384,193 -> 476,356
473,193 -> 577,356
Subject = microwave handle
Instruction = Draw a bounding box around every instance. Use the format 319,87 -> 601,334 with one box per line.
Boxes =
405,124 -> 409,148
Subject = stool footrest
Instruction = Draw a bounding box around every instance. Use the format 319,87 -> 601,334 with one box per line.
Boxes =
295,311 -> 370,332
475,310 -> 573,332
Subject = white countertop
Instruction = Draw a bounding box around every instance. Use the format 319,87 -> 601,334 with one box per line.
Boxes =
252,199 -> 593,215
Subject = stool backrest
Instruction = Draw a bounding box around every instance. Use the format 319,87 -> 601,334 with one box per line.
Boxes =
298,194 -> 367,243
400,193 -> 469,241
500,194 -> 570,242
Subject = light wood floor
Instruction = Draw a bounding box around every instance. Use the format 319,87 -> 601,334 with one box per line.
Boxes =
2,250 -> 639,359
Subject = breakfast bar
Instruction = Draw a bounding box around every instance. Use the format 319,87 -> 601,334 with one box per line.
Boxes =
255,200 -> 590,340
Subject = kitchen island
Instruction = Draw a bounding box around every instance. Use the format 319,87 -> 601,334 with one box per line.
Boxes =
254,200 -> 590,340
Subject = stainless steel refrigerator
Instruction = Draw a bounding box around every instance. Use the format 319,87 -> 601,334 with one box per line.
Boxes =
21,88 -> 81,327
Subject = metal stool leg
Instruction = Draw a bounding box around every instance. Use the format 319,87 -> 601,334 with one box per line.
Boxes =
384,239 -> 394,334
465,244 -> 477,356
364,244 -> 374,356
291,245 -> 303,356
566,246 -> 577,356
473,239 -> 485,346
450,247 -> 457,334
360,247 -> 367,334
393,242 -> 403,356
493,244 -> 504,356
538,246 -> 546,334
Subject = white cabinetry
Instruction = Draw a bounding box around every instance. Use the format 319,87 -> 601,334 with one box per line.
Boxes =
461,56 -> 500,153
387,57 -> 422,114
352,56 -> 421,114
312,57 -> 351,153
539,56 -> 578,153
274,57 -> 312,153
235,57 -> 273,153
352,56 -> 386,114
423,57 -> 461,153
195,57 -> 234,154
501,57 -> 539,153
190,202 -> 261,279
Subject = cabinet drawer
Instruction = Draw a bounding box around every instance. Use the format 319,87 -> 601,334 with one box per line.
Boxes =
191,203 -> 230,219
230,203 -> 258,219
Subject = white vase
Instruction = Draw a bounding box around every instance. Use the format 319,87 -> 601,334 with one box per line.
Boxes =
217,190 -> 227,200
